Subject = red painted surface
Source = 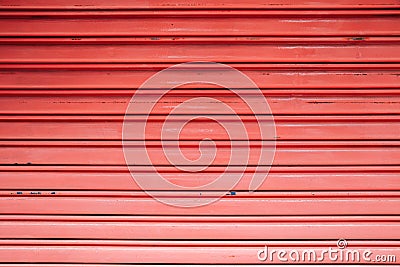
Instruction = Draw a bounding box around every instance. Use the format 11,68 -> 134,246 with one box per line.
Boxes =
0,0 -> 399,265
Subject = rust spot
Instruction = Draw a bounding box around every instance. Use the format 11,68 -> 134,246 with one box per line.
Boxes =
307,101 -> 334,104
350,37 -> 365,41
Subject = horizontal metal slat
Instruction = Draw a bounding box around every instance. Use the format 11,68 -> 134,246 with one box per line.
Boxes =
1,94 -> 400,115
1,43 -> 400,63
2,63 -> 399,70
4,10 -> 400,16
0,215 -> 399,240
5,37 -> 400,44
1,66 -> 400,89
1,165 -> 399,191
0,13 -> 399,37
1,140 -> 400,166
1,191 -> 399,215
1,115 -> 399,140
2,0 -> 400,10
0,240 -> 398,264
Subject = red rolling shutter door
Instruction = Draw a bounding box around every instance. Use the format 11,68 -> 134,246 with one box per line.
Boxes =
0,0 -> 399,265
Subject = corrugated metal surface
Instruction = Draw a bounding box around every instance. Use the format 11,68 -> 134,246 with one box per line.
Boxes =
0,0 -> 400,265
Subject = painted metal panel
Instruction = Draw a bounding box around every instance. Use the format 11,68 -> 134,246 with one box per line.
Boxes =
0,0 -> 399,265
